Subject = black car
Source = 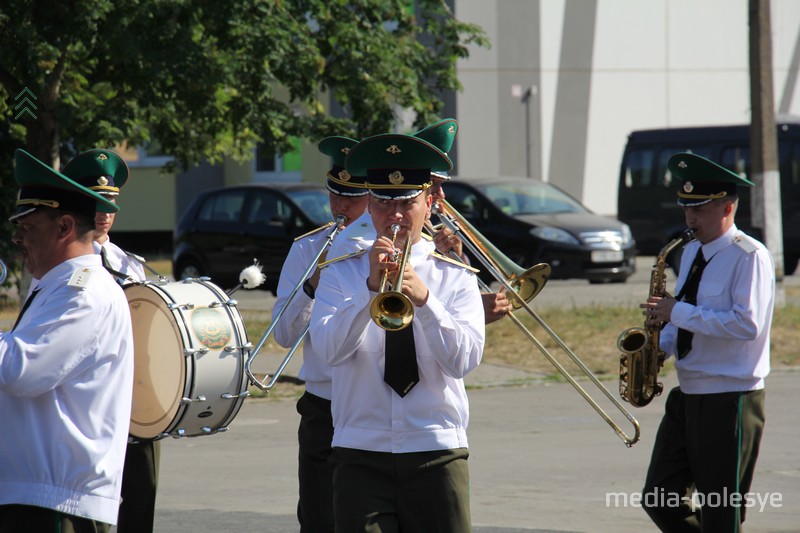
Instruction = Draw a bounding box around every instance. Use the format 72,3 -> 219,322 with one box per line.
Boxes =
172,182 -> 332,292
443,177 -> 636,283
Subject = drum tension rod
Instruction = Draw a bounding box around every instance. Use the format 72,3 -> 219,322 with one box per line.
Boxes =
180,395 -> 207,404
209,300 -> 238,308
184,347 -> 210,357
221,391 -> 250,400
168,302 -> 195,311
223,342 -> 251,353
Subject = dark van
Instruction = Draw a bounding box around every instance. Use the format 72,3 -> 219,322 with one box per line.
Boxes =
617,120 -> 800,274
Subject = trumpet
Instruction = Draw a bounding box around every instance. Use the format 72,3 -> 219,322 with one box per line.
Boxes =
244,215 -> 347,391
431,199 -> 641,447
369,224 -> 414,331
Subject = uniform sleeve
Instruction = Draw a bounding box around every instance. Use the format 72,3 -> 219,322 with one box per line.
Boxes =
0,288 -> 102,397
272,239 -> 317,348
309,260 -> 372,366
670,248 -> 773,342
416,268 -> 485,378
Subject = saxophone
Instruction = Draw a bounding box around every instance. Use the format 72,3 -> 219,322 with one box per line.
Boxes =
617,229 -> 694,407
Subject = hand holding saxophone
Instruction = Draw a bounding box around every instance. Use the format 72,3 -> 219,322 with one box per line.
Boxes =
640,294 -> 677,326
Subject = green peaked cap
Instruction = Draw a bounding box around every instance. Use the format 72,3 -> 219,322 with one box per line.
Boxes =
413,118 -> 458,154
668,152 -> 755,207
413,118 -> 458,180
318,136 -> 368,196
345,133 -> 452,199
62,148 -> 130,196
11,149 -> 119,221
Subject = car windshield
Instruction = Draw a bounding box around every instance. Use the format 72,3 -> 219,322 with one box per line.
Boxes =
478,181 -> 587,215
286,189 -> 332,225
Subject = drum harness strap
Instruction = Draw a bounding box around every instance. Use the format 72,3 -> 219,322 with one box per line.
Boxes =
99,246 -> 136,286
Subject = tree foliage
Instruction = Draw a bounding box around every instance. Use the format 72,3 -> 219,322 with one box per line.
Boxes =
0,0 -> 488,278
0,0 -> 488,167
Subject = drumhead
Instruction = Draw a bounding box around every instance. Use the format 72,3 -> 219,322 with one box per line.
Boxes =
126,284 -> 188,439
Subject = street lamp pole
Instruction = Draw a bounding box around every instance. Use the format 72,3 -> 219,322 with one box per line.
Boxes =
521,86 -> 537,178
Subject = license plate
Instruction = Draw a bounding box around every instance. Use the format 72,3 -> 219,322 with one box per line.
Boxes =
591,250 -> 623,263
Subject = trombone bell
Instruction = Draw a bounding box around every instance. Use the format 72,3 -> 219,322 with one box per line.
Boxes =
508,264 -> 552,310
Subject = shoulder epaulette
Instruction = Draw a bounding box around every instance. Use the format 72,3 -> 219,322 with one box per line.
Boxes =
68,267 -> 95,288
318,249 -> 368,269
733,233 -> 758,254
294,221 -> 334,242
431,252 -> 480,273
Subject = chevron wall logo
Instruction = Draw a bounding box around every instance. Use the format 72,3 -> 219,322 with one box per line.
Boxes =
14,87 -> 38,120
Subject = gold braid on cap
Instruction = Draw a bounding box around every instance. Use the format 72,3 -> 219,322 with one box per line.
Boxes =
365,182 -> 433,191
17,198 -> 60,208
677,191 -> 728,200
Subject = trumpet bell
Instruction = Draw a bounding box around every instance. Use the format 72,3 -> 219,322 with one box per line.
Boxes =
370,292 -> 415,330
509,263 -> 551,310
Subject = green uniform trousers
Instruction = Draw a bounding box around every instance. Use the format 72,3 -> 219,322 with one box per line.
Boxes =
643,386 -> 765,532
331,447 -> 471,533
117,439 -> 160,532
296,391 -> 335,533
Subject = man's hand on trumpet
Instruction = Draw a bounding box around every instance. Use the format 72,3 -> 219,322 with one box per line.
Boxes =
367,232 -> 429,307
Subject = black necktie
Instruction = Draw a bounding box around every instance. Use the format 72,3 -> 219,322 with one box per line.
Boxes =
12,288 -> 41,331
676,249 -> 709,359
384,327 -> 420,397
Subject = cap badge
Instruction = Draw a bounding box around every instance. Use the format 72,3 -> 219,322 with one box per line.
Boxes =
97,176 -> 109,186
338,170 -> 351,182
448,125 -> 455,134
341,147 -> 350,155
678,160 -> 687,169
97,153 -> 108,161
389,171 -> 404,185
683,181 -> 694,193
386,145 -> 402,155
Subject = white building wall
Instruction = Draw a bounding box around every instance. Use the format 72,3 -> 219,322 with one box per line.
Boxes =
456,0 -> 800,216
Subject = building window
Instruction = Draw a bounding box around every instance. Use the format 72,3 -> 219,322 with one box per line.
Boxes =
254,137 -> 302,182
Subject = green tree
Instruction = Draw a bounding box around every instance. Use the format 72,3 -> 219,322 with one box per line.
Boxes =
0,0 -> 487,283
0,0 -> 487,166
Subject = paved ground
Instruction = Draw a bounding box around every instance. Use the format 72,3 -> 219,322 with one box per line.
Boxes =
5,256 -> 792,532
119,256 -> 798,532
144,371 -> 798,533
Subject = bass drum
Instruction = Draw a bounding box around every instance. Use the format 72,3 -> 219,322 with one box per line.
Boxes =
125,278 -> 250,439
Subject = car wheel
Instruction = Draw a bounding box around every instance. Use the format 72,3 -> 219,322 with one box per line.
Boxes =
175,259 -> 205,280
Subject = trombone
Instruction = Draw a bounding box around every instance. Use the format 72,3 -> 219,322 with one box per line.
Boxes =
369,223 -> 414,331
431,199 -> 641,447
244,215 -> 347,391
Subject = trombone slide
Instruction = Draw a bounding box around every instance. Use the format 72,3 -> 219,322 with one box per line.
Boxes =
244,216 -> 346,391
431,201 -> 641,447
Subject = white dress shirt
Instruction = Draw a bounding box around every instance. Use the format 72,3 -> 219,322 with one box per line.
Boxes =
661,224 -> 774,394
326,211 -> 375,257
310,238 -> 485,453
0,255 -> 134,524
272,226 -> 334,399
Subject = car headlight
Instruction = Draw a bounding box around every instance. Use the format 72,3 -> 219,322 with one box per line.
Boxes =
620,223 -> 633,245
530,226 -> 580,245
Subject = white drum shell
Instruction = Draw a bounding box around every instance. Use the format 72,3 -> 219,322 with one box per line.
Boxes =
125,279 -> 249,439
